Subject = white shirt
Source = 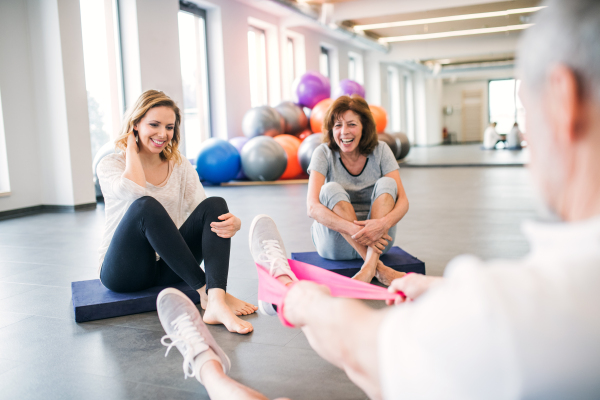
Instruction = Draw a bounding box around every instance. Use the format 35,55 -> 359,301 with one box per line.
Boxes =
379,216 -> 600,399
96,153 -> 206,274
507,126 -> 522,149
483,126 -> 500,149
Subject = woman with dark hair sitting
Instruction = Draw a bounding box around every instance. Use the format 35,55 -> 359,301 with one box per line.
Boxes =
307,95 -> 409,284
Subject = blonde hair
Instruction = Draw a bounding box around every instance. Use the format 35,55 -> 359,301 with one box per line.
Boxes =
115,90 -> 183,164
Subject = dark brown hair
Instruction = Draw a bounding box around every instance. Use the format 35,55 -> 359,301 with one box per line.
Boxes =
322,95 -> 378,155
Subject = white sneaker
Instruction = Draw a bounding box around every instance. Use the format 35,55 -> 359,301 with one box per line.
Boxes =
157,288 -> 231,382
249,214 -> 298,316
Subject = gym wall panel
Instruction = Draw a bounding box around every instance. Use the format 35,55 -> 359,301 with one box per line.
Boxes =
0,0 -> 43,212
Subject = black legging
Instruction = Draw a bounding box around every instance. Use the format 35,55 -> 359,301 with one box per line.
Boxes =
100,196 -> 230,293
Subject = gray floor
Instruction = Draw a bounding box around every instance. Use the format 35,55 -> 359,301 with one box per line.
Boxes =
0,163 -> 539,399
403,143 -> 530,167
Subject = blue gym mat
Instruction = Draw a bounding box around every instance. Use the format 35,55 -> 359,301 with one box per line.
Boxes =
291,246 -> 425,277
71,279 -> 200,323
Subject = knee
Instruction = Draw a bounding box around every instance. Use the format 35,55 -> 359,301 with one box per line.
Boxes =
319,182 -> 350,210
373,177 -> 397,202
202,196 -> 229,214
130,196 -> 164,214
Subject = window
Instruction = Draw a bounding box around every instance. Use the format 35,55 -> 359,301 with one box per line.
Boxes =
387,67 -> 401,132
348,55 -> 356,81
404,74 -> 415,142
0,87 -> 9,194
80,0 -> 124,162
248,26 -> 269,107
282,30 -> 305,100
287,37 -> 295,84
320,46 -> 330,78
488,79 -> 524,134
347,51 -> 364,84
178,4 -> 212,160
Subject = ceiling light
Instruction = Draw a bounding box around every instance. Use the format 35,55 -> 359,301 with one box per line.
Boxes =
379,24 -> 533,43
354,6 -> 544,31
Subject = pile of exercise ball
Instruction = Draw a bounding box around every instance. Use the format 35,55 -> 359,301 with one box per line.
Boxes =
195,70 -> 410,184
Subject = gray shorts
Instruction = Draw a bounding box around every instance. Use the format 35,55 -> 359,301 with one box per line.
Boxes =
311,177 -> 398,260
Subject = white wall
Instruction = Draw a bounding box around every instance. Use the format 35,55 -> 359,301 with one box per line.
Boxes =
0,0 -> 96,213
0,0 -> 42,211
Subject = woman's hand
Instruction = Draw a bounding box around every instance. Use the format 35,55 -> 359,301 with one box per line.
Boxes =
386,274 -> 443,305
351,218 -> 389,246
126,131 -> 139,154
370,233 -> 393,254
211,213 -> 241,238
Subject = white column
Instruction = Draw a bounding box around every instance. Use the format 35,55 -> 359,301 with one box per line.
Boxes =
28,0 -> 96,207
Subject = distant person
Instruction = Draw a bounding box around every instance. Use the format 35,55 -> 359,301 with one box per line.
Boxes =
507,122 -> 523,149
483,122 -> 501,149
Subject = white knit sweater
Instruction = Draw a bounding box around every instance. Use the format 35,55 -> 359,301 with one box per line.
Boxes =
96,153 -> 206,274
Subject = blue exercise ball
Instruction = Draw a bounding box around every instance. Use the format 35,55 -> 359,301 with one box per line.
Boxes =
196,139 -> 241,184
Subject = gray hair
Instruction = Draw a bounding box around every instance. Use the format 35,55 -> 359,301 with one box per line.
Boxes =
517,0 -> 600,102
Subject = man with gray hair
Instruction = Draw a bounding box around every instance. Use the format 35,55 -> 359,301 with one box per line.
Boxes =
281,0 -> 600,398
155,1 -> 600,398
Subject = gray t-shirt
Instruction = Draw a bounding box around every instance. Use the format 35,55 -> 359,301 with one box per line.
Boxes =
307,142 -> 399,218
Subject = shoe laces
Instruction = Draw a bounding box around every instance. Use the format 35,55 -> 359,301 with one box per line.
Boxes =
161,313 -> 209,379
257,239 -> 289,276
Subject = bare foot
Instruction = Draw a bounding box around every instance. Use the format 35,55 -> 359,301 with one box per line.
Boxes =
224,293 -> 258,316
352,266 -> 376,283
375,261 -> 406,286
203,300 -> 254,334
200,292 -> 257,316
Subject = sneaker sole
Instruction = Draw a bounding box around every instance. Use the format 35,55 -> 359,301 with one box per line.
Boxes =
248,214 -> 275,257
258,300 -> 278,317
156,288 -> 232,375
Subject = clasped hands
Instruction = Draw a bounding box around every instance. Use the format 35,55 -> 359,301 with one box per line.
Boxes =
210,213 -> 241,238
350,218 -> 391,254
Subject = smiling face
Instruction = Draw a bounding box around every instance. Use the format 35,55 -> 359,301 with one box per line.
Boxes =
134,106 -> 176,158
333,110 -> 363,155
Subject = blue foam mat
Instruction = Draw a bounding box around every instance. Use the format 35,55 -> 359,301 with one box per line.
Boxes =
71,279 -> 199,323
291,246 -> 425,277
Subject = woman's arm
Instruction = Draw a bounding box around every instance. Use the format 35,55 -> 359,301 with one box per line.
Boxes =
352,169 -> 409,245
307,171 -> 360,236
122,132 -> 146,187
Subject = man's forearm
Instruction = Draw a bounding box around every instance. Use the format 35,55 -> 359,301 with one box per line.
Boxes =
284,282 -> 389,399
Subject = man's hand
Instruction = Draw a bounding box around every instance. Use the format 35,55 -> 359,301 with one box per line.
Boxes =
211,213 -> 241,238
352,218 -> 388,246
386,274 -> 443,305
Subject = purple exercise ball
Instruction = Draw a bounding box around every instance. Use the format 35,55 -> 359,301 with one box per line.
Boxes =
334,79 -> 365,99
229,136 -> 249,180
293,71 -> 331,109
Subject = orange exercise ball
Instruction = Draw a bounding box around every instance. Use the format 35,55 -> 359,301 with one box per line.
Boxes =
369,104 -> 387,133
274,134 -> 303,179
310,98 -> 333,133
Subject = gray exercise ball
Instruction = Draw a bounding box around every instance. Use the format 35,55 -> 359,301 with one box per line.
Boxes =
242,106 -> 284,138
93,141 -> 116,196
378,133 -> 399,159
389,132 -> 411,160
275,101 -> 308,136
241,136 -> 288,181
297,133 -> 324,174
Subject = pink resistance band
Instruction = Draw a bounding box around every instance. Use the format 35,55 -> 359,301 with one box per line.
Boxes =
256,259 -> 403,327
